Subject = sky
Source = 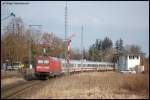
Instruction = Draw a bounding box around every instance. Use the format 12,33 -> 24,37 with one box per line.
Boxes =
1,1 -> 149,57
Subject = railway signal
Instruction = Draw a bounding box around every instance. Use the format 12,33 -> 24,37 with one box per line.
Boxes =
66,32 -> 76,64
42,42 -> 49,56
65,32 -> 76,76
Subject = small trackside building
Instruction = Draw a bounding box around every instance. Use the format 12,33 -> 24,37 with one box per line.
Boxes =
117,53 -> 144,72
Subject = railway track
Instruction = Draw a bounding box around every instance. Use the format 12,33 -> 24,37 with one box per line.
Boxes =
1,76 -> 63,99
1,80 -> 41,99
1,80 -> 32,92
1,69 -> 114,99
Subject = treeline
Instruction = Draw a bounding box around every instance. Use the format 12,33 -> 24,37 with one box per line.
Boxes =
89,37 -> 114,62
88,37 -> 125,62
1,17 -> 66,67
1,17 -> 148,69
88,36 -> 145,62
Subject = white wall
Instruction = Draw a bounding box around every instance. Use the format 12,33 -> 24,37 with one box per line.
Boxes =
118,55 -> 140,71
127,55 -> 140,70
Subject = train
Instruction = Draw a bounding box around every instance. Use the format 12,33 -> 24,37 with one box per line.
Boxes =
34,56 -> 114,79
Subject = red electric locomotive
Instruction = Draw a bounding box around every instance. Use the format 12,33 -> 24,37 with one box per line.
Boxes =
34,56 -> 62,79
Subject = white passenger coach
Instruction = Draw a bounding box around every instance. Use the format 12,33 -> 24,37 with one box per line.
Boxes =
59,58 -> 114,73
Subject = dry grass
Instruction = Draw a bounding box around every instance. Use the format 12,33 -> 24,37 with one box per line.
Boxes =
120,57 -> 149,97
121,74 -> 149,95
26,72 -> 149,99
141,57 -> 149,74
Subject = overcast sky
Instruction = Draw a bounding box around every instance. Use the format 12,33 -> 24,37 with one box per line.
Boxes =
1,1 -> 149,56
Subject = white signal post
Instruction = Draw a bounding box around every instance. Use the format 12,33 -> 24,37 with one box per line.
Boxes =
67,39 -> 71,64
67,32 -> 76,75
67,32 -> 76,63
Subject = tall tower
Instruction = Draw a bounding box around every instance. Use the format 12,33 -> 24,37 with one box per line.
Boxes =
65,1 -> 68,74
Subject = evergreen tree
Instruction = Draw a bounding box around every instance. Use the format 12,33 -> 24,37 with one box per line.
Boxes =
88,36 -> 113,61
119,38 -> 123,53
115,38 -> 123,54
102,37 -> 112,51
115,40 -> 119,54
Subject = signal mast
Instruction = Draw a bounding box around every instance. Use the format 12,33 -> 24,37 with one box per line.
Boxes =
66,32 -> 76,64
42,42 -> 49,56
41,37 -> 50,57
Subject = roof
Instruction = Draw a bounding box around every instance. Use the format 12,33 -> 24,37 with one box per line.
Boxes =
59,58 -> 113,65
36,56 -> 114,64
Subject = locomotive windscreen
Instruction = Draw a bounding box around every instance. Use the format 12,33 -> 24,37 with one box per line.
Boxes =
37,59 -> 49,64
